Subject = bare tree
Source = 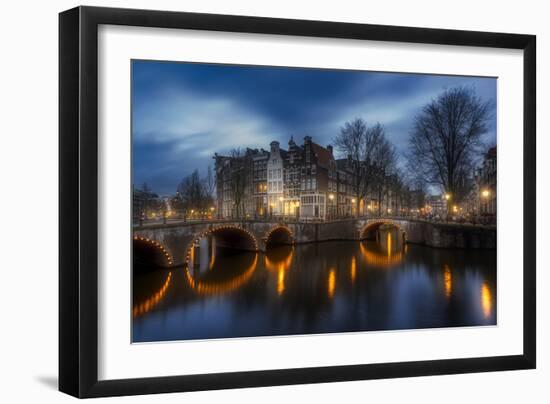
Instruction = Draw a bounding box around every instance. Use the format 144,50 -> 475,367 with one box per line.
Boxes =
333,118 -> 389,216
136,182 -> 158,218
407,86 -> 492,203
371,137 -> 397,215
177,170 -> 206,214
228,148 -> 251,218
203,165 -> 216,202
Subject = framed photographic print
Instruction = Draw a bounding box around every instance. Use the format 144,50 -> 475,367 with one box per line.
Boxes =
59,6 -> 536,398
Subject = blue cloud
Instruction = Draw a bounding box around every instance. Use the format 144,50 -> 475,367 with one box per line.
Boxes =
132,60 -> 496,194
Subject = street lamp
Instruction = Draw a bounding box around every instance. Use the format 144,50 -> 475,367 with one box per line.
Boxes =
480,189 -> 491,219
444,193 -> 451,222
328,194 -> 335,219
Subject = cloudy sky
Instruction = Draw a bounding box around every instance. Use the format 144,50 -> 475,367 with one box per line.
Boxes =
132,60 -> 496,195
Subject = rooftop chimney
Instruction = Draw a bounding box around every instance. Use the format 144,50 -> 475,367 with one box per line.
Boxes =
270,141 -> 280,153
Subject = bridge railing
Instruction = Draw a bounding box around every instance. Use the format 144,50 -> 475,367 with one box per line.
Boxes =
133,215 -> 496,229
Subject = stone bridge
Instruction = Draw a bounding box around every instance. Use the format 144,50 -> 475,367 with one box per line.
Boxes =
133,218 -> 496,267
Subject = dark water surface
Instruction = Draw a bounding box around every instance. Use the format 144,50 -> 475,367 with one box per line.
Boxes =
132,234 -> 496,342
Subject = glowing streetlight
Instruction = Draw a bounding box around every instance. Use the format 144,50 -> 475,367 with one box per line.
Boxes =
351,198 -> 356,204
444,193 -> 451,201
482,189 -> 490,198
329,194 -> 335,201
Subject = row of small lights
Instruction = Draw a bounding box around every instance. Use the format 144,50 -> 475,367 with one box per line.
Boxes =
360,220 -> 398,239
359,242 -> 404,268
184,225 -> 260,268
263,225 -> 296,245
184,255 -> 258,295
132,271 -> 172,317
133,235 -> 173,267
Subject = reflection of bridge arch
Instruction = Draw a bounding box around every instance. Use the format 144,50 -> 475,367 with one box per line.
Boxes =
263,225 -> 295,248
359,241 -> 404,268
184,254 -> 258,295
359,220 -> 407,242
132,271 -> 172,317
133,236 -> 173,267
183,225 -> 259,268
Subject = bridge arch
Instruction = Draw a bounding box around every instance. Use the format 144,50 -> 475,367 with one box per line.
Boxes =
263,225 -> 295,248
183,225 -> 259,268
359,220 -> 407,242
133,235 -> 173,268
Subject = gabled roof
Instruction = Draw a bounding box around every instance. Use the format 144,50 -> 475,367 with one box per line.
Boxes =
311,142 -> 333,169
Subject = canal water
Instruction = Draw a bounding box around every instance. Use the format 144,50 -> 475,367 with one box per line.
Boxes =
132,230 -> 496,342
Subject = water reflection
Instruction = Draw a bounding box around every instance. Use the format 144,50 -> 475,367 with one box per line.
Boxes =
481,281 -> 492,319
184,250 -> 258,295
328,268 -> 336,298
132,228 -> 497,342
359,233 -> 404,268
350,256 -> 357,283
132,271 -> 172,318
265,247 -> 294,296
444,264 -> 452,298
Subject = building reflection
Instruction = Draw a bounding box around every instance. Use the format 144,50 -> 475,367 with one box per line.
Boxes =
443,264 -> 452,298
133,271 -> 172,318
265,246 -> 294,296
481,281 -> 492,318
328,268 -> 336,298
350,256 -> 357,283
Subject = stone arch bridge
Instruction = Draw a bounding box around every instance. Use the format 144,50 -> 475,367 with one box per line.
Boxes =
133,218 -> 496,267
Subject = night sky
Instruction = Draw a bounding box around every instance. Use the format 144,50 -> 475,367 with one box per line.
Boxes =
132,60 -> 496,195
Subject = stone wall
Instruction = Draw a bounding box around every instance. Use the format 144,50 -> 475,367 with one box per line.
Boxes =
134,218 -> 497,267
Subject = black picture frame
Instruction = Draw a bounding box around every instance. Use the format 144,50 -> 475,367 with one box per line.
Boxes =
59,5 -> 536,398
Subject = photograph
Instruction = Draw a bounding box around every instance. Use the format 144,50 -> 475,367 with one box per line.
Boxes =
131,60 -> 497,343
